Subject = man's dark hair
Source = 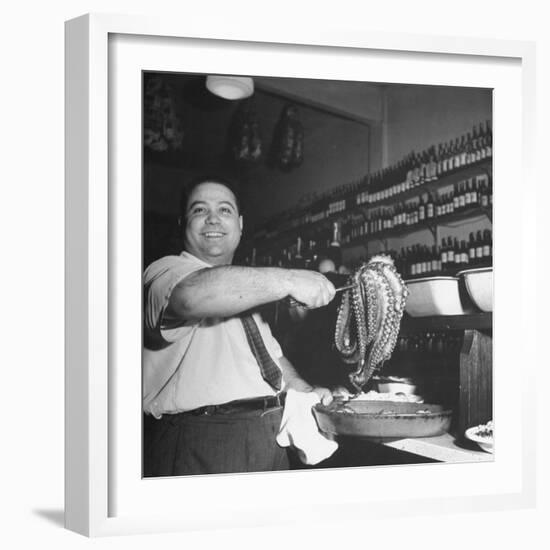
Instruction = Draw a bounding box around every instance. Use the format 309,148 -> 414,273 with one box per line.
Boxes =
179,175 -> 242,221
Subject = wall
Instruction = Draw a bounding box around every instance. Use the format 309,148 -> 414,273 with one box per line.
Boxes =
255,77 -> 384,124
241,91 -> 370,229
384,84 -> 492,165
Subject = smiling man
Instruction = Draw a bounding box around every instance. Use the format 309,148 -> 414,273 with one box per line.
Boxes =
143,176 -> 337,476
183,180 -> 243,266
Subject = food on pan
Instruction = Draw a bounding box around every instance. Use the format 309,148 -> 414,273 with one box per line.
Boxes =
349,390 -> 422,403
472,420 -> 493,439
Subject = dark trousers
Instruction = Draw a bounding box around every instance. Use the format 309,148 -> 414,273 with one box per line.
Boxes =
143,406 -> 289,477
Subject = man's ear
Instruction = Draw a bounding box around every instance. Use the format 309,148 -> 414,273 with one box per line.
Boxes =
239,215 -> 243,233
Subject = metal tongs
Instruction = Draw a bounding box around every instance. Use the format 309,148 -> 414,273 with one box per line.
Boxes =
285,283 -> 354,309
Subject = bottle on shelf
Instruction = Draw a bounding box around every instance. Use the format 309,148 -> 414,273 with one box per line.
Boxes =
453,183 -> 461,212
293,236 -> 305,268
431,244 -> 440,274
436,144 -> 444,176
426,192 -> 435,219
470,177 -> 478,206
465,132 -> 474,164
459,135 -> 468,167
425,247 -> 434,276
440,238 -> 448,273
464,179 -> 472,208
475,230 -> 484,264
472,124 -> 482,162
413,200 -> 420,225
303,239 -> 318,270
482,229 -> 493,265
418,195 -> 427,222
434,194 -> 444,218
446,238 -> 455,270
327,221 -> 342,267
427,146 -> 438,182
441,142 -> 449,174
420,245 -> 429,276
420,150 -> 430,185
479,175 -> 489,208
468,232 -> 476,265
451,238 -> 460,272
459,239 -> 469,269
443,194 -> 449,218
448,140 -> 456,172
452,138 -> 461,172
412,153 -> 422,187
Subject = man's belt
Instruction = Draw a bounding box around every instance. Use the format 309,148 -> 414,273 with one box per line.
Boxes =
186,394 -> 285,416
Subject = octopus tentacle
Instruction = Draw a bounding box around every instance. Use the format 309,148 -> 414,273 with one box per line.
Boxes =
335,290 -> 359,363
334,255 -> 408,393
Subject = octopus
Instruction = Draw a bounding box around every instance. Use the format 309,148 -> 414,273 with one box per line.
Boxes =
334,254 -> 409,393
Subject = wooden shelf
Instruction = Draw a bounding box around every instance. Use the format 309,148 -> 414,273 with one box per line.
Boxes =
400,312 -> 492,333
343,205 -> 492,248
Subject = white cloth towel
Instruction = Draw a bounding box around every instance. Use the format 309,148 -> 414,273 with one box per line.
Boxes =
276,388 -> 338,465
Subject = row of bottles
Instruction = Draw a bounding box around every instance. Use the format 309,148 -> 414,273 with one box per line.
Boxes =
258,166 -> 493,262
349,173 -> 492,240
259,168 -> 492,257
256,120 -> 493,238
247,222 -> 345,269
247,213 -> 493,277
393,230 -> 493,278
356,120 -> 492,205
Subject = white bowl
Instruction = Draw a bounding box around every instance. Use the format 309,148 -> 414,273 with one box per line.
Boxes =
457,267 -> 493,312
404,276 -> 466,317
377,382 -> 418,395
465,426 -> 494,454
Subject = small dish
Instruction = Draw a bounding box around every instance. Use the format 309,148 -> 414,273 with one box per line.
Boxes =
465,425 -> 494,453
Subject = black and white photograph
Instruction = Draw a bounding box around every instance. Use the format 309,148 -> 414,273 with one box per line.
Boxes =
3,0 -> 542,544
141,71 -> 494,477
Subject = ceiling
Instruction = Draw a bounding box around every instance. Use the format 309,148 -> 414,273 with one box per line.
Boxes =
151,72 -> 385,125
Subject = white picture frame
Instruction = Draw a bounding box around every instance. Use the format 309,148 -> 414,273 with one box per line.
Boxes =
65,13 -> 537,537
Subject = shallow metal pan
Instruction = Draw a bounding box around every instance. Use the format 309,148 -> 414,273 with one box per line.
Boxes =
313,400 -> 452,439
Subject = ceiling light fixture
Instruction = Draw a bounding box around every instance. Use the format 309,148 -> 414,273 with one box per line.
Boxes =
206,75 -> 254,100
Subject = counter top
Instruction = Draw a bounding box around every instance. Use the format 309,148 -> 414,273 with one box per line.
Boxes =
369,432 -> 493,463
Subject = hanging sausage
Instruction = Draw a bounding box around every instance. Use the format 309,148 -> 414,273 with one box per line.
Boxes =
270,104 -> 304,171
143,75 -> 184,152
228,101 -> 263,163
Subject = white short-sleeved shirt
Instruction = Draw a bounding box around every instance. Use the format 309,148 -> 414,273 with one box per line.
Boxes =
143,251 -> 283,417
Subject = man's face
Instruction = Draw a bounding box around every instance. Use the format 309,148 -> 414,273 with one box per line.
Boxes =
183,182 -> 243,265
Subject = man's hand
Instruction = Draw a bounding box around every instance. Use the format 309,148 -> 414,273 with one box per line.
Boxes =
311,386 -> 334,406
279,356 -> 335,406
287,269 -> 336,309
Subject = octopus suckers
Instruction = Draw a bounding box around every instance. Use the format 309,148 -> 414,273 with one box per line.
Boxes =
334,254 -> 408,393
